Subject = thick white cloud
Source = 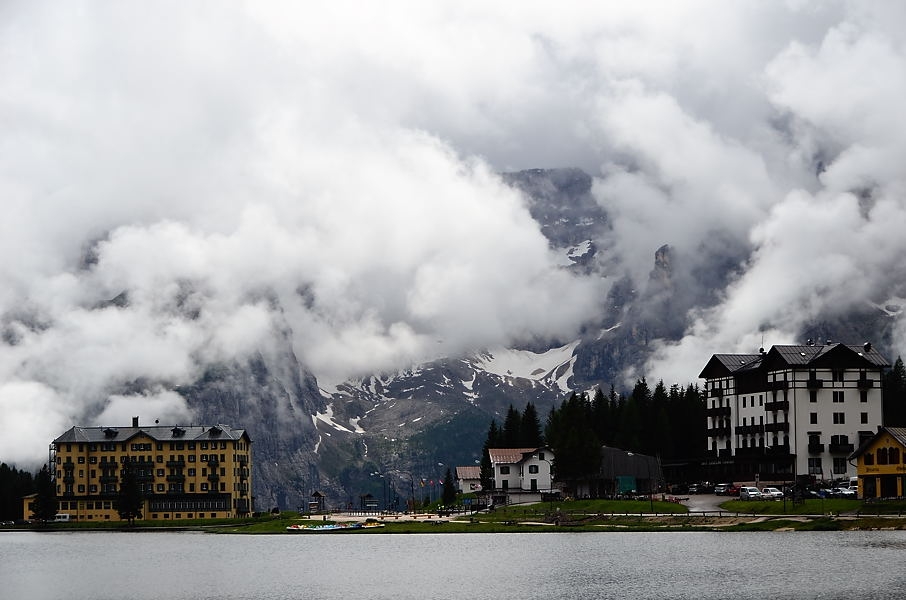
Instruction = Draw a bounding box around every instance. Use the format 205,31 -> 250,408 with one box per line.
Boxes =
1,1 -> 905,463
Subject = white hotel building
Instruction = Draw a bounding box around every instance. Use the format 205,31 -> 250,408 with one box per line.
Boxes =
699,342 -> 889,483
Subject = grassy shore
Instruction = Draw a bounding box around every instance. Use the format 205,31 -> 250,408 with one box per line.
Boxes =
12,498 -> 906,533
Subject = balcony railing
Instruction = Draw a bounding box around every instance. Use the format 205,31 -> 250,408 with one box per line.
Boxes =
829,443 -> 855,454
706,406 -> 731,417
166,460 -> 186,468
766,444 -> 792,456
237,455 -> 248,464
768,380 -> 789,390
709,388 -> 724,398
166,474 -> 186,482
764,400 -> 789,412
806,378 -> 824,389
857,378 -> 874,390
707,426 -> 731,437
808,443 -> 825,453
764,422 -> 790,433
735,424 -> 763,435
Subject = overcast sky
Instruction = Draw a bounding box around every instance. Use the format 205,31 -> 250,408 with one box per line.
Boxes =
2,1 -> 905,465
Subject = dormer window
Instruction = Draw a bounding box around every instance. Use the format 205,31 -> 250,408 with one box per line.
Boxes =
171,426 -> 186,437
103,428 -> 118,438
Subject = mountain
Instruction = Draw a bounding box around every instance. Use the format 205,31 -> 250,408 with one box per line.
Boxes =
170,167 -> 898,510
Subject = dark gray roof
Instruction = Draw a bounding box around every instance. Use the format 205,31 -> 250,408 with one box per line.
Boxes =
54,423 -> 250,444
767,343 -> 889,368
698,353 -> 762,378
701,343 -> 889,379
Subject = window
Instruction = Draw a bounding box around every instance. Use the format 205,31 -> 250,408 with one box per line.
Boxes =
833,458 -> 846,474
861,412 -> 869,424
891,447 -> 902,464
528,465 -> 539,474
833,412 -> 845,425
808,457 -> 822,475
500,466 -> 510,475
878,448 -> 889,465
810,413 -> 818,425
201,483 -> 208,491
832,369 -> 844,382
759,395 -> 763,406
189,455 -> 196,462
860,390 -> 868,403
833,391 -> 844,403
188,468 -> 196,476
810,390 -> 817,403
742,397 -> 747,408
538,452 -> 545,460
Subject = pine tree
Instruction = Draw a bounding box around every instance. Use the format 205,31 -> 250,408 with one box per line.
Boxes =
441,468 -> 456,506
0,463 -> 35,522
502,405 -> 522,447
520,402 -> 544,447
479,420 -> 500,491
884,356 -> 906,426
31,464 -> 57,524
116,462 -> 143,525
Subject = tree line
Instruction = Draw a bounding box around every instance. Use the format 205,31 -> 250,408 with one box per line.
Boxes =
479,380 -> 706,488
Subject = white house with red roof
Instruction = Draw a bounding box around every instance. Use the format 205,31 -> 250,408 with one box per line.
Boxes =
487,447 -> 558,505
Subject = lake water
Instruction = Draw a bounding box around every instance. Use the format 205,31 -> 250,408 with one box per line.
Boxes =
2,530 -> 905,600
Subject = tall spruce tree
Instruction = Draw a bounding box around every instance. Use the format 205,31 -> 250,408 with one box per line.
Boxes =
520,402 -> 544,447
441,468 -> 457,506
884,356 -> 906,426
31,464 -> 57,523
116,462 -> 143,525
501,405 -> 522,447
479,420 -> 500,491
0,463 -> 35,521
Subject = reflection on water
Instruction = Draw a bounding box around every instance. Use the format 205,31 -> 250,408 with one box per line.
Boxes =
2,530 -> 905,600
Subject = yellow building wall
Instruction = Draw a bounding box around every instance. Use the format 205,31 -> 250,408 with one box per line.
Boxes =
50,431 -> 252,522
856,433 -> 906,499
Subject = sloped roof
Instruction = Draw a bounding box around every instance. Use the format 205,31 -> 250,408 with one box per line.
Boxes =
488,447 -> 546,465
699,354 -> 762,378
54,423 -> 250,444
850,427 -> 906,460
455,466 -> 481,480
701,343 -> 889,379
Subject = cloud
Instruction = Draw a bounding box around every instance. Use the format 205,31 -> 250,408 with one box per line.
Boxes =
1,1 -> 905,463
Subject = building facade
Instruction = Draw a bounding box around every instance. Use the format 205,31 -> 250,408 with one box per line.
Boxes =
700,342 -> 888,483
850,427 -> 906,499
487,447 -> 556,505
40,417 -> 252,522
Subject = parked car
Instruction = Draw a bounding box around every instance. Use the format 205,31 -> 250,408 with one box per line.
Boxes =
831,487 -> 857,498
687,484 -> 699,494
714,483 -> 731,495
739,486 -> 762,500
761,487 -> 784,499
725,484 -> 740,496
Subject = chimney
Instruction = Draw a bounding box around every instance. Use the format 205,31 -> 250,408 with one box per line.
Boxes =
132,416 -> 139,428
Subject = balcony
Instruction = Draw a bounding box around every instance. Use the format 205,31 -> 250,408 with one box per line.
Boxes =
166,460 -> 186,468
707,426 -> 731,437
166,474 -> 186,482
237,455 -> 248,464
808,443 -> 825,453
768,380 -> 789,391
709,388 -> 724,398
718,449 -> 732,458
735,446 -> 766,457
207,473 -> 220,482
735,424 -> 763,435
705,406 -> 731,417
857,378 -> 874,390
806,378 -> 824,389
207,458 -> 219,467
829,443 -> 855,454
764,400 -> 789,412
239,468 -> 249,480
99,475 -> 118,484
766,444 -> 792,457
62,475 -> 75,483
764,422 -> 790,433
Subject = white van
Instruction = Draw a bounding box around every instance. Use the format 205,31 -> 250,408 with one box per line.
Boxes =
52,513 -> 72,522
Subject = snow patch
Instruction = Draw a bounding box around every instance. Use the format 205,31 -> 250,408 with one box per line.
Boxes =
475,341 -> 579,392
313,404 -> 355,434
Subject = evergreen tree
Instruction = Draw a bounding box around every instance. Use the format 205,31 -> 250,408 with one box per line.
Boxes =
0,463 -> 35,521
116,462 -> 143,525
479,420 -> 500,491
545,392 -> 601,488
650,380 -> 672,457
501,405 -> 522,447
519,402 -> 544,447
441,468 -> 457,506
31,464 -> 57,523
884,356 -> 906,426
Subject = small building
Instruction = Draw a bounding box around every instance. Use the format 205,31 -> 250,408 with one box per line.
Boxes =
850,427 -> 906,499
308,491 -> 327,514
454,466 -> 481,494
487,447 -> 557,506
40,417 -> 252,522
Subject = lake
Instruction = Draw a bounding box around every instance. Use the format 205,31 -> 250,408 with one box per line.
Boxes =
2,530 -> 904,599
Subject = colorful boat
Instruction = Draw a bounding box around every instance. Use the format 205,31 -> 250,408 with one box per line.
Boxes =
286,522 -> 385,532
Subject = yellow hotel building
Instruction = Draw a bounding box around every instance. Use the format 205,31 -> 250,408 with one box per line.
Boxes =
851,426 -> 906,499
37,417 -> 252,522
